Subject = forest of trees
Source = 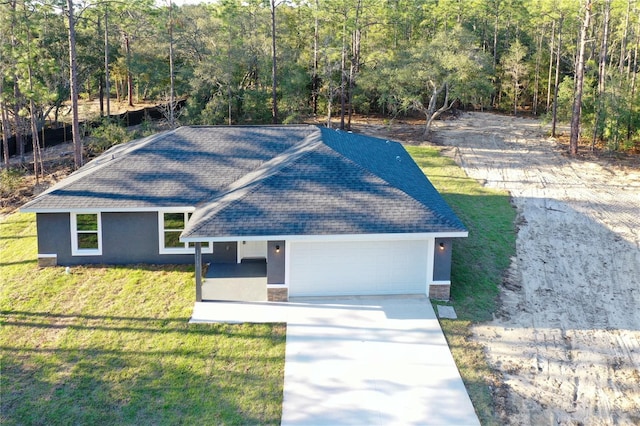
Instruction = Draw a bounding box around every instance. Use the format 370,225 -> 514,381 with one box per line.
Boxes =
1,0 -> 639,171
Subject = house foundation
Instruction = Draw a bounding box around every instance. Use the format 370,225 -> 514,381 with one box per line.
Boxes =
429,284 -> 450,301
268,287 -> 288,302
37,254 -> 57,267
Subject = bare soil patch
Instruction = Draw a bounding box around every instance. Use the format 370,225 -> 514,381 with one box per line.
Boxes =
1,143 -> 75,216
411,112 -> 640,425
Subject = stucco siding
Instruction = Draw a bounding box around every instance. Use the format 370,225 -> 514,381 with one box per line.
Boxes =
102,212 -> 162,264
433,238 -> 453,281
37,213 -> 72,261
267,240 -> 285,284
36,212 -> 217,266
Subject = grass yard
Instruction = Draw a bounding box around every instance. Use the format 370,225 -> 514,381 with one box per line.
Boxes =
408,146 -> 517,426
0,213 -> 286,425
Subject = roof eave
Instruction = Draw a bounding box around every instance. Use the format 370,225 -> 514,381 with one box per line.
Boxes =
180,231 -> 468,243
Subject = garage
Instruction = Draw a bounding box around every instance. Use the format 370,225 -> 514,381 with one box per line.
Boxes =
288,239 -> 429,297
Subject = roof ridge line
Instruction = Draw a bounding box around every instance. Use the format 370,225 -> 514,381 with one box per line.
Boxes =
319,128 -> 464,229
218,128 -> 323,197
182,128 -> 323,237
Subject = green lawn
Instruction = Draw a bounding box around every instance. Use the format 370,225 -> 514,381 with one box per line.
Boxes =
408,146 -> 517,426
0,213 -> 285,425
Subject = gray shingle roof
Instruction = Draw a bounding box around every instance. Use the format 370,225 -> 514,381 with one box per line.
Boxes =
23,125 -> 466,237
22,126 -> 316,210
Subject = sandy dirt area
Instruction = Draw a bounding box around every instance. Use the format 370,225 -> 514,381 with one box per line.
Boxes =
426,112 -> 640,425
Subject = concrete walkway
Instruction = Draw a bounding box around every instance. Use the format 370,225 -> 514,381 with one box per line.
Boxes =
190,296 -> 479,426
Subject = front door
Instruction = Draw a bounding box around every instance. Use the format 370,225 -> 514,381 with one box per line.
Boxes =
212,242 -> 237,264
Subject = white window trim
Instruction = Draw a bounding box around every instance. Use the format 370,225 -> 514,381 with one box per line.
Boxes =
158,210 -> 213,255
70,212 -> 103,256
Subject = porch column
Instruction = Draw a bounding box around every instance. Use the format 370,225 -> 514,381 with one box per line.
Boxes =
195,242 -> 202,302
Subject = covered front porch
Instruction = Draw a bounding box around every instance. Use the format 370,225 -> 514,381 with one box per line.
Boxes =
192,240 -> 287,302
201,259 -> 268,302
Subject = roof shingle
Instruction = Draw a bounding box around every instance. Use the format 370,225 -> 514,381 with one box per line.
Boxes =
22,125 -> 466,237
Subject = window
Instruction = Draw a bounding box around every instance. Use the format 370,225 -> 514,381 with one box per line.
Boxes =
71,213 -> 102,255
159,211 -> 211,254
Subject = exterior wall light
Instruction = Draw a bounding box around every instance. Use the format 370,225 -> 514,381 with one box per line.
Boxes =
439,242 -> 445,251
275,245 -> 280,253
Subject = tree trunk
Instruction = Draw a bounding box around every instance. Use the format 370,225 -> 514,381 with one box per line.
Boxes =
552,17 -> 563,137
168,0 -> 176,128
619,0 -> 630,73
125,33 -> 134,107
591,0 -> 610,150
423,82 -> 453,135
25,18 -> 43,183
347,29 -> 359,129
29,100 -> 42,183
67,0 -> 83,169
270,0 -> 278,124
1,99 -> 10,169
533,30 -> 542,115
347,0 -> 362,130
104,5 -> 111,118
12,82 -> 24,166
9,0 -> 25,165
492,6 -> 498,70
513,78 -> 518,116
569,0 -> 592,156
339,18 -> 347,130
311,0 -> 319,116
326,76 -> 334,128
546,20 -> 555,112
99,76 -> 104,116
227,28 -> 233,126
97,15 -> 104,116
627,21 -> 639,140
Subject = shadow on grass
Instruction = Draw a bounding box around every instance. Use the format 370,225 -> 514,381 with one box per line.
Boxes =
1,310 -> 281,338
1,341 -> 283,425
0,234 -> 36,240
0,259 -> 36,267
1,310 -> 286,425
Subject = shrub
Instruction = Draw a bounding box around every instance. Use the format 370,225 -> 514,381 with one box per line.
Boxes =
0,168 -> 25,199
86,121 -> 131,156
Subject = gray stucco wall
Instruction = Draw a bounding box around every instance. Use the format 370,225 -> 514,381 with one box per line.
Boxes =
37,213 -> 72,260
433,238 -> 453,281
36,212 -> 219,266
267,240 -> 285,284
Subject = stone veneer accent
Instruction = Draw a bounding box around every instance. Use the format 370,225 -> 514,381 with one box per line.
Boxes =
37,254 -> 57,268
429,284 -> 450,301
268,287 -> 288,302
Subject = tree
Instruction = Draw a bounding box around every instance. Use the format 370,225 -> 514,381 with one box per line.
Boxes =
168,0 -> 176,128
501,39 -> 528,115
551,15 -> 564,137
270,0 -> 278,124
65,0 -> 82,169
366,25 -> 493,136
569,0 -> 592,155
591,0 -> 611,149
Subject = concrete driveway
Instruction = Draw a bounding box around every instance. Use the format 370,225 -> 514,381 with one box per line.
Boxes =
191,296 -> 479,425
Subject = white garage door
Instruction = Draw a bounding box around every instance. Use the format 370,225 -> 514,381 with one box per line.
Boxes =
289,240 -> 428,297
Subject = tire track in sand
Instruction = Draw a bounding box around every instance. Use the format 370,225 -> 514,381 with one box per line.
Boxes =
434,112 -> 640,425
